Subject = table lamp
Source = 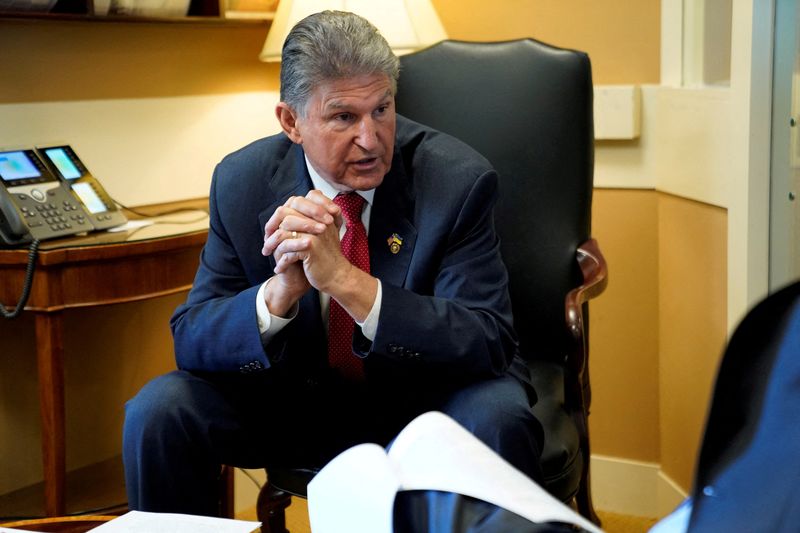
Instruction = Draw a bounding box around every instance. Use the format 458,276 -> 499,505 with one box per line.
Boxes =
259,0 -> 447,62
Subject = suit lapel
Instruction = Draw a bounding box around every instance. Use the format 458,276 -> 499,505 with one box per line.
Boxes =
369,153 -> 417,289
257,143 -> 312,232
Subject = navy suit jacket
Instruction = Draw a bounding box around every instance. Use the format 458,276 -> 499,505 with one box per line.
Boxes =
170,116 -> 523,391
687,280 -> 800,531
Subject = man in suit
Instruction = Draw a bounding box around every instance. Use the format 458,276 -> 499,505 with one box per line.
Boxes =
123,10 -> 544,515
652,280 -> 800,533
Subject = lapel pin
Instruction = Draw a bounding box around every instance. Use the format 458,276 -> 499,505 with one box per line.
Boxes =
387,233 -> 403,254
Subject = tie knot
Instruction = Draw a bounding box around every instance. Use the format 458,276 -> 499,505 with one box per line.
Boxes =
334,193 -> 365,224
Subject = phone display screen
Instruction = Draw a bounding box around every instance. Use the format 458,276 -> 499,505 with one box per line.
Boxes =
71,182 -> 108,214
44,148 -> 82,180
0,151 -> 41,182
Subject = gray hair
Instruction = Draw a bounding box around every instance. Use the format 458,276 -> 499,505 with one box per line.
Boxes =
280,10 -> 401,116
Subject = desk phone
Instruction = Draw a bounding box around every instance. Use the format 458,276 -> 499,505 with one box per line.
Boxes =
36,145 -> 128,231
0,149 -> 94,246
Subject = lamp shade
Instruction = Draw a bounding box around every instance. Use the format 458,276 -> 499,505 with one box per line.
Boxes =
259,0 -> 447,62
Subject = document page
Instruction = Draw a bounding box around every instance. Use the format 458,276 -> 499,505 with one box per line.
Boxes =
308,443 -> 400,533
308,411 -> 604,533
388,412 -> 603,533
89,511 -> 260,533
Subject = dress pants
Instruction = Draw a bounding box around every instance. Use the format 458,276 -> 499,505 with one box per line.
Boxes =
122,368 -> 544,516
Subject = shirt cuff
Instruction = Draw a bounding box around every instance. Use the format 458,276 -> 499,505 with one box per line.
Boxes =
356,280 -> 381,341
256,278 -> 298,344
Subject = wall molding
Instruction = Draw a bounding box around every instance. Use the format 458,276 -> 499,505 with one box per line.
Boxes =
590,454 -> 687,519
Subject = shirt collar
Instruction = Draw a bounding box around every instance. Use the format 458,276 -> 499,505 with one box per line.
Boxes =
305,154 -> 375,206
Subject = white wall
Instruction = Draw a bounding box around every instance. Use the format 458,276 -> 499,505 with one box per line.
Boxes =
0,92 -> 282,206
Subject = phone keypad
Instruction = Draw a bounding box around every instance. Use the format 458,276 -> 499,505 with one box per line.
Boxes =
19,199 -> 89,235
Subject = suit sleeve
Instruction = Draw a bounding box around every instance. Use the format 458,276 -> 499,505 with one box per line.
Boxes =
169,167 -> 271,373
370,169 -> 518,380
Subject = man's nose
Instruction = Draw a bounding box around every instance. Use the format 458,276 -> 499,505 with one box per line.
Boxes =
354,117 -> 379,150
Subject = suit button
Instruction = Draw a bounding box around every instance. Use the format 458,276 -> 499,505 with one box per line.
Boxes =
240,360 -> 263,374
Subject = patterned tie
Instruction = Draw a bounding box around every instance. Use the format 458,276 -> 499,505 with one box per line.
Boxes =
328,193 -> 369,380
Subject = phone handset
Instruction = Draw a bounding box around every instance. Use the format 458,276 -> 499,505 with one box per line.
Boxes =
0,185 -> 40,319
0,186 -> 32,246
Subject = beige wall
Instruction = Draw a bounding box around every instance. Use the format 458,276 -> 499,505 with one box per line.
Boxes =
590,189 -> 660,462
658,194 -> 728,488
591,188 -> 728,493
432,0 -> 660,85
0,20 -> 277,103
0,0 -> 660,103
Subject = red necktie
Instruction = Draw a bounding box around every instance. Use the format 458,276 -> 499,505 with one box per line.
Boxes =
328,193 -> 369,380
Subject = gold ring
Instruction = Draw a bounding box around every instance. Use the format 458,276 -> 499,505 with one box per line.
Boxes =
291,231 -> 297,239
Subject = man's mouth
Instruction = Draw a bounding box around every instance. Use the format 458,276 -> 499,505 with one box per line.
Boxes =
351,157 -> 379,168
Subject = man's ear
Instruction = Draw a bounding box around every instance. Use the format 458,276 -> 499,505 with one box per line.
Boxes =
275,103 -> 303,144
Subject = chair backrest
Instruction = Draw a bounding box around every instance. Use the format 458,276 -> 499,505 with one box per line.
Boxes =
395,39 -> 594,364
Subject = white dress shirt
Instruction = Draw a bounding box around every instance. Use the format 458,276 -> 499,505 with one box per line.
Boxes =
255,156 -> 383,346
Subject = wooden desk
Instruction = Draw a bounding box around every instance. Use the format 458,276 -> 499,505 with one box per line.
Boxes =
0,515 -> 114,532
0,208 -> 208,517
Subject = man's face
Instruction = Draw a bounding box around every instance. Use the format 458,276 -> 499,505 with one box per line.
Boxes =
289,74 -> 396,191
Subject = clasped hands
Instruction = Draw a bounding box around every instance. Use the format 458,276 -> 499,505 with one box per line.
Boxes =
261,190 -> 376,320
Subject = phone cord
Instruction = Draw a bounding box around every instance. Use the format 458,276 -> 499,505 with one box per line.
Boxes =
1,239 -> 40,319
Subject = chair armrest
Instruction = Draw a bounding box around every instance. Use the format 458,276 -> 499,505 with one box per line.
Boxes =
565,238 -> 609,343
563,238 -> 608,409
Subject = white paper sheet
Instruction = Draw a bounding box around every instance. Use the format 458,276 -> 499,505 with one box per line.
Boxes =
308,411 -> 604,533
89,511 -> 260,533
307,444 -> 400,533
106,219 -> 153,232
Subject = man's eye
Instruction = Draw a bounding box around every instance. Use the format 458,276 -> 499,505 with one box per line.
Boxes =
335,113 -> 353,122
375,105 -> 388,115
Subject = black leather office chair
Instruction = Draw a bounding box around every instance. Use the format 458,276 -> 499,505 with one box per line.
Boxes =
394,38 -> 605,524
257,38 -> 607,531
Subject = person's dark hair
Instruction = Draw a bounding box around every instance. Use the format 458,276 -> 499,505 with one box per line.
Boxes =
280,10 -> 400,116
